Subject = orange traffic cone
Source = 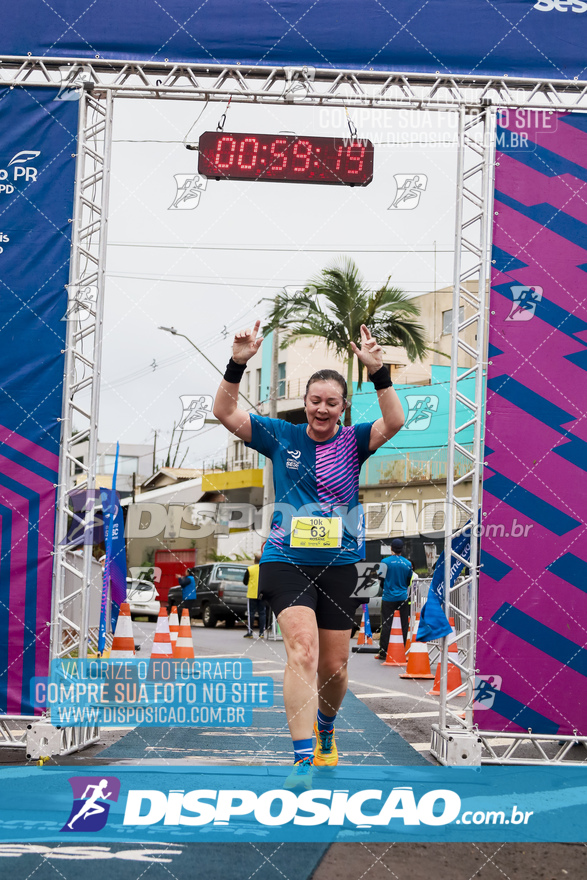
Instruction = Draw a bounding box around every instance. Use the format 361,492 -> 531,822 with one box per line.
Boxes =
150,606 -> 173,659
169,606 -> 180,647
173,608 -> 195,659
109,602 -> 135,658
400,636 -> 434,680
356,607 -> 367,645
428,618 -> 463,695
381,611 -> 406,666
405,610 -> 419,655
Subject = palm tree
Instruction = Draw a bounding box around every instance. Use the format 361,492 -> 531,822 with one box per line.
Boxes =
263,257 -> 428,425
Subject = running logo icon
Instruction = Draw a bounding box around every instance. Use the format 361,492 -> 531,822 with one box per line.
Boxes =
352,562 -> 386,599
282,65 -> 316,103
169,173 -> 207,210
404,394 -> 439,431
389,174 -> 427,210
62,284 -> 97,322
61,776 -> 121,832
505,285 -> 543,322
178,394 -> 213,430
473,675 -> 502,710
56,65 -> 92,100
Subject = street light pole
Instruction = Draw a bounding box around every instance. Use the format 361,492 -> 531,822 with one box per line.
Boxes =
158,326 -> 260,413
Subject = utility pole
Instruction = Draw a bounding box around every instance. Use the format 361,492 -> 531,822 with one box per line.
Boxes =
270,325 -> 279,420
152,429 -> 157,474
433,239 -> 439,366
261,328 -> 279,538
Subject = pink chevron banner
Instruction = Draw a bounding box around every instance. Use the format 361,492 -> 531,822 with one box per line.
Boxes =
476,110 -> 587,736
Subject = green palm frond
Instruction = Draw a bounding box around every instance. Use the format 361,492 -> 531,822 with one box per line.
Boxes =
261,258 -> 429,421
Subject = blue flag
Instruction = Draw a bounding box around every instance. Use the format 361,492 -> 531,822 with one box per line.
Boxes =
363,603 -> 373,640
98,444 -> 127,654
417,525 -> 471,642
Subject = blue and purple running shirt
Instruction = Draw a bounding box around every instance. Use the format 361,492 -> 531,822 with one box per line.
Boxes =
245,414 -> 375,566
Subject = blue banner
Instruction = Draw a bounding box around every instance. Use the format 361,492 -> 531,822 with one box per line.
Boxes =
2,2 -> 587,80
0,765 -> 585,842
0,87 -> 78,713
99,443 -> 127,649
417,527 -> 472,642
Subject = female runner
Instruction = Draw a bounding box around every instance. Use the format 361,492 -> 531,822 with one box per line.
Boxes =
213,321 -> 404,783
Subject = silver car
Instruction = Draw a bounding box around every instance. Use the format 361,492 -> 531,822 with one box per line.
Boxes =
126,578 -> 160,621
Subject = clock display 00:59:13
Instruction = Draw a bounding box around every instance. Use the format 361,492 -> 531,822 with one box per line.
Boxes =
197,132 -> 374,185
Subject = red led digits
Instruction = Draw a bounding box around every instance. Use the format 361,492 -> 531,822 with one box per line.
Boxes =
214,135 -> 237,170
237,137 -> 259,170
292,140 -> 312,173
346,143 -> 366,175
198,132 -> 373,185
269,138 -> 288,171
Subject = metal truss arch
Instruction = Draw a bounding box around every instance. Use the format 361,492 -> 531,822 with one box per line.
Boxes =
2,55 -> 587,110
1,56 -> 584,762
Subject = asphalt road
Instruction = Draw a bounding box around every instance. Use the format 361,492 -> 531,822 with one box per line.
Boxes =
122,616 -> 448,763
1,618 -> 584,880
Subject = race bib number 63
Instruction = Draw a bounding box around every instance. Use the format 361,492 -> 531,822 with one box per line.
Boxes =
290,516 -> 343,549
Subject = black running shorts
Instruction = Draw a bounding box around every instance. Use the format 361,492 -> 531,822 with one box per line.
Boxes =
258,561 -> 361,630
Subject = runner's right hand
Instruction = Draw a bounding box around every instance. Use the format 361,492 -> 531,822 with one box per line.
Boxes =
232,320 -> 263,364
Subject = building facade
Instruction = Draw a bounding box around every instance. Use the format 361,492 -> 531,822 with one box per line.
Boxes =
204,282 -> 483,566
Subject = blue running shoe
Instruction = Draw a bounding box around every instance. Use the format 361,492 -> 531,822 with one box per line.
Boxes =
284,757 -> 314,791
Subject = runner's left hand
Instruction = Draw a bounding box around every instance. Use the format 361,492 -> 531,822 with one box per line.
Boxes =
350,324 -> 384,373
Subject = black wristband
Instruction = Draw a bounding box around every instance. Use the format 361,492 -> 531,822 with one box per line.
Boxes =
368,365 -> 393,390
223,357 -> 247,384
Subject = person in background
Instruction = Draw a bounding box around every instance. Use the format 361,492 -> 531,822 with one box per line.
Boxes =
243,552 -> 266,638
377,537 -> 413,661
177,567 -> 197,619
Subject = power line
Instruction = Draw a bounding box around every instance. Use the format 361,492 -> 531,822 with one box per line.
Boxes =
109,242 -> 454,253
102,350 -> 194,390
101,307 -> 265,391
112,139 -> 191,143
107,271 -> 450,293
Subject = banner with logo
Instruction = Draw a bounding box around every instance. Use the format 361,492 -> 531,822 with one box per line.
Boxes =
417,526 -> 472,642
0,765 -> 584,843
0,87 -> 78,713
352,366 -> 478,453
99,444 -> 127,650
2,1 -> 587,80
477,110 -> 587,736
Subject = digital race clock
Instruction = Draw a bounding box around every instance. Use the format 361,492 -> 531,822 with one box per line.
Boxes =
197,131 -> 374,186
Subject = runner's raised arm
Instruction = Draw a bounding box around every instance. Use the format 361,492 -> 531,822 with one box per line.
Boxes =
213,319 -> 263,442
350,324 -> 405,451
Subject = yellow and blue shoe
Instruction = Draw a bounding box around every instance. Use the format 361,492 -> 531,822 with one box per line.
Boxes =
284,756 -> 314,791
313,721 -> 339,767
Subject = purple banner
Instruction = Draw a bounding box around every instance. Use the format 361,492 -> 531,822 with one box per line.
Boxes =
477,110 -> 587,735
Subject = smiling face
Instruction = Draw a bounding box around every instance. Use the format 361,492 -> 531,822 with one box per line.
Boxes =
304,379 -> 346,442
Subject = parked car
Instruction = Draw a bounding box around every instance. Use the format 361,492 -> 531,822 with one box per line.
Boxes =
166,563 -> 249,628
126,577 -> 160,622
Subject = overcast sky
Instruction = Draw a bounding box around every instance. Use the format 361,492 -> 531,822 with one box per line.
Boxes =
90,98 -> 459,470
